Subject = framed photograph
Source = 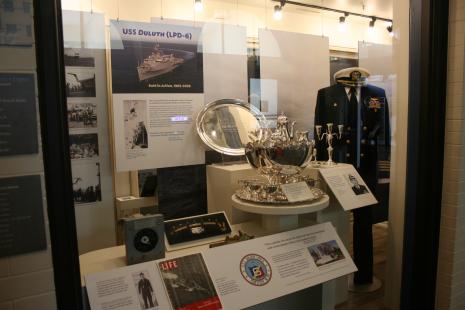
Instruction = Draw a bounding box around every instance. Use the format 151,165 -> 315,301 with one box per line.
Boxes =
64,48 -> 95,67
67,101 -> 97,128
65,67 -> 96,97
308,240 -> 345,267
69,133 -> 99,160
164,212 -> 232,251
71,162 -> 102,205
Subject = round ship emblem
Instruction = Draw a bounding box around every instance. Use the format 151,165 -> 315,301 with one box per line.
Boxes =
240,254 -> 272,286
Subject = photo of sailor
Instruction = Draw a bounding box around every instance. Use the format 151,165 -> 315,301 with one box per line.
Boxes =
124,100 -> 148,150
65,68 -> 96,97
308,240 -> 345,267
345,174 -> 369,196
132,271 -> 158,310
67,102 -> 97,128
71,162 -> 102,204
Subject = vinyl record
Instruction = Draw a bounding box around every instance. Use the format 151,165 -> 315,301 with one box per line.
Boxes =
133,228 -> 158,252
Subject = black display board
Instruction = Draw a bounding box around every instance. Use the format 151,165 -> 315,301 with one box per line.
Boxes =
0,175 -> 47,257
0,73 -> 38,156
157,164 -> 206,220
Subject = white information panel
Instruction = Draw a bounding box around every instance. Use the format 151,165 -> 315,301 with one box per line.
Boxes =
110,20 -> 205,171
86,262 -> 171,310
280,181 -> 315,202
63,11 -> 116,253
259,29 -> 329,132
85,222 -> 356,310
319,165 -> 378,210
203,222 -> 356,309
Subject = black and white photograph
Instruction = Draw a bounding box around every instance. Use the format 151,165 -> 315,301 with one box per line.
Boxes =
165,212 -> 231,246
65,67 -> 96,97
138,169 -> 157,197
132,271 -> 159,310
159,254 -> 222,310
345,173 -> 369,196
124,100 -> 148,150
64,48 -> 95,67
308,240 -> 345,267
67,102 -> 97,128
69,133 -> 99,159
71,162 -> 102,205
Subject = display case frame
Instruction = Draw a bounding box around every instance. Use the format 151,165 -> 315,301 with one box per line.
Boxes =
33,0 -> 450,309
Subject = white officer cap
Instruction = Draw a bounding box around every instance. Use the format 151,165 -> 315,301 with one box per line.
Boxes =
334,67 -> 371,87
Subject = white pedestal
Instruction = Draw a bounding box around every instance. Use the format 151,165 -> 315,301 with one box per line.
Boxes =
231,194 -> 330,233
206,163 -> 263,224
206,163 -> 351,309
262,215 -> 298,232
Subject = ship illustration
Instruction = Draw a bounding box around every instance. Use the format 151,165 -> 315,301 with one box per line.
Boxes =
137,45 -> 193,81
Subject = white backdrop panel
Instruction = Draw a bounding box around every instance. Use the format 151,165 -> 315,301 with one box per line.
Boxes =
259,29 -> 330,133
151,18 -> 248,103
203,24 -> 248,103
63,11 -> 116,254
358,41 -> 394,132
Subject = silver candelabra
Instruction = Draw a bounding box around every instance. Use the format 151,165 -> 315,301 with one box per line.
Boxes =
315,123 -> 343,166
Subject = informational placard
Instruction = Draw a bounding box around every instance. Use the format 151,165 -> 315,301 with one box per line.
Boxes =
319,164 -> 378,210
0,175 -> 46,257
0,72 -> 38,156
85,222 -> 355,310
110,20 -> 205,171
86,262 -> 171,310
203,222 -> 356,309
280,182 -> 315,202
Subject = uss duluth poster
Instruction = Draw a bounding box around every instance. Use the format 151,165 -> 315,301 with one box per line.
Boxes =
110,20 -> 205,171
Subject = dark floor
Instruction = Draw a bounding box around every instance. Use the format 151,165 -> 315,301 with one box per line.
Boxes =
336,222 -> 388,310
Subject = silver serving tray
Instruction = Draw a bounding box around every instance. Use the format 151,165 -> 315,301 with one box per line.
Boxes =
235,183 -> 325,205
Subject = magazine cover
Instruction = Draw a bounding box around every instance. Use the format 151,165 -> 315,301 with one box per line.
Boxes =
158,254 -> 222,310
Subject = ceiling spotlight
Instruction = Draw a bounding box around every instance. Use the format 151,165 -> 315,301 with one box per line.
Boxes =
387,24 -> 394,37
367,17 -> 376,35
369,17 -> 376,28
194,0 -> 203,12
338,12 -> 348,32
273,5 -> 283,21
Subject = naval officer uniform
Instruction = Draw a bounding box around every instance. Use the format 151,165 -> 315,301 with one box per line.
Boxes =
314,67 -> 390,285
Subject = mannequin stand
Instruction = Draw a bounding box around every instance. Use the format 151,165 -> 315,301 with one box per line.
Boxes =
348,274 -> 382,293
